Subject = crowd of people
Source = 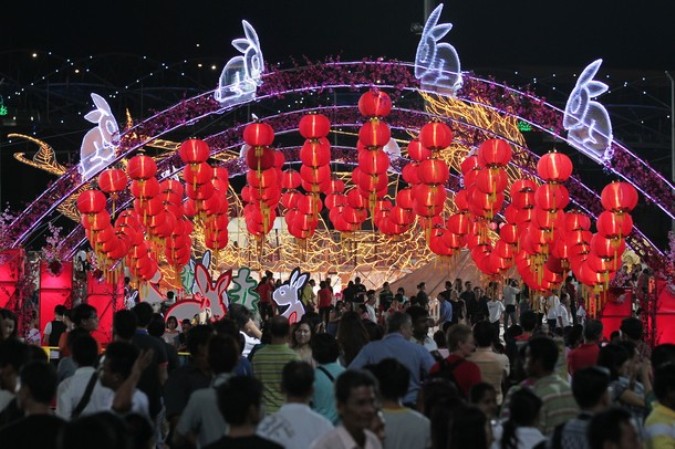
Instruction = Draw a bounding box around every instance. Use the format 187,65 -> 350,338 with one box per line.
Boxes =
0,271 -> 672,449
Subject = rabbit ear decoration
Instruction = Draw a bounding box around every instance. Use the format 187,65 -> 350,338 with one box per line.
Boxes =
288,268 -> 300,286
201,251 -> 211,271
195,264 -> 212,294
586,80 -> 609,98
84,110 -> 103,124
216,269 -> 233,293
91,93 -> 112,112
424,4 -> 444,34
578,59 -> 603,84
430,23 -> 453,41
242,20 -> 260,49
232,38 -> 250,53
294,272 -> 309,289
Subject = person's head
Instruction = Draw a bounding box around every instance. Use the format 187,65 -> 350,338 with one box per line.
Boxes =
181,319 -> 191,333
58,412 -> 131,449
72,332 -> 99,367
16,361 -> 57,411
0,338 -> 28,390
620,317 -> 643,341
166,291 -> 175,302
473,321 -> 496,348
588,407 -> 641,449
207,334 -> 239,375
406,306 -> 430,338
291,321 -> 313,348
507,388 -> 542,428
217,375 -> 264,426
417,282 -> 426,291
653,363 -> 675,409
520,311 -> 537,333
166,316 -> 178,331
465,281 -> 472,291
335,369 -> 379,433
125,412 -> 155,449
113,310 -> 137,341
433,330 -> 447,349
446,324 -> 475,357
132,302 -> 153,328
0,309 -> 18,340
187,324 -> 214,358
355,277 -> 361,284
598,344 -> 630,380
311,333 -> 340,365
396,287 -> 404,295
369,358 -> 410,402
385,311 -> 413,338
269,315 -> 291,341
584,319 -> 603,342
383,282 -> 390,291
572,366 -> 611,410
525,336 -> 558,378
72,303 -> 98,331
469,382 -> 498,419
55,304 -> 67,318
147,314 -> 166,338
281,360 -> 314,399
100,341 -> 139,390
449,404 -> 491,449
366,290 -> 376,303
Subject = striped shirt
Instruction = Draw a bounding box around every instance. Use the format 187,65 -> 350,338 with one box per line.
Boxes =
251,344 -> 300,414
502,374 -> 579,436
645,403 -> 675,449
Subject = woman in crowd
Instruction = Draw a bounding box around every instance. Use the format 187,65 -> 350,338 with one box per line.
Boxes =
0,309 -> 18,341
336,311 -> 369,366
290,320 -> 314,364
495,388 -> 545,449
163,316 -> 180,347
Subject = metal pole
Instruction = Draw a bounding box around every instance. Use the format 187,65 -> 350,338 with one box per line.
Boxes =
423,0 -> 434,21
666,71 -> 675,231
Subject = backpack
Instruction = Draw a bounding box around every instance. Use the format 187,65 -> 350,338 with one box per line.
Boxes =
430,356 -> 466,397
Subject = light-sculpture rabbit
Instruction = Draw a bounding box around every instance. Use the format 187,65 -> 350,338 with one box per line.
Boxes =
167,264 -> 232,325
214,20 -> 264,106
272,268 -> 309,325
563,59 -> 614,164
414,4 -> 462,95
79,93 -> 119,181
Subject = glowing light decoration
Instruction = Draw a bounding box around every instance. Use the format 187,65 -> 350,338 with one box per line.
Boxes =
272,268 -> 309,325
563,59 -> 613,164
78,93 -> 120,181
214,20 -> 265,107
414,4 -> 462,95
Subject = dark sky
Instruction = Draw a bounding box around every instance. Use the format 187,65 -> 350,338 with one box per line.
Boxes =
4,0 -> 674,70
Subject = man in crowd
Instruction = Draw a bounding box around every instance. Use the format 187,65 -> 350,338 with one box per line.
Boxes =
429,324 -> 482,398
588,408 -> 643,449
311,334 -> 345,424
364,290 -> 378,323
379,282 -> 394,312
311,369 -> 382,449
467,321 -> 509,405
645,363 -> 675,449
350,312 -> 434,406
407,306 -> 437,351
436,289 -> 453,331
502,279 -> 520,329
621,317 -> 652,362
42,304 -> 68,347
251,316 -> 299,413
58,303 -> 99,357
546,290 -> 561,333
462,282 -> 478,324
257,361 -> 333,448
98,341 -> 151,417
567,319 -> 603,375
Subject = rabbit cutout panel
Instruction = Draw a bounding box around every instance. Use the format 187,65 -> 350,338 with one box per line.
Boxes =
414,4 -> 463,95
214,20 -> 265,107
167,264 -> 232,325
272,268 -> 309,325
563,59 -> 614,164
78,93 -> 120,181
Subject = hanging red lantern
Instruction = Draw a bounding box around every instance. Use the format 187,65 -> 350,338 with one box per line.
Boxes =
245,147 -> 276,170
179,139 -> 210,164
358,149 -> 390,175
460,155 -> 480,175
414,184 -> 447,208
327,178 -> 345,194
127,154 -> 157,180
417,159 -> 449,185
358,90 -> 392,117
475,168 -> 507,195
565,211 -> 591,232
511,190 -> 535,209
597,211 -> 633,238
566,229 -> 593,246
534,184 -> 570,210
281,170 -> 302,189
247,168 -> 279,189
396,188 -> 415,210
98,169 -> 127,194
419,121 -> 453,150
477,139 -> 512,167
401,163 -> 420,185
299,165 -> 331,185
591,234 -> 626,259
299,113 -> 331,139
346,189 -> 368,210
510,179 -> 537,194
186,182 -> 214,201
499,223 -> 518,244
358,120 -> 391,147
243,122 -> 274,147
77,190 -> 107,214
537,151 -> 573,182
184,162 -> 214,185
601,182 -> 638,212
300,138 -> 331,167
454,190 -> 469,211
407,139 -> 431,161
390,206 -> 415,226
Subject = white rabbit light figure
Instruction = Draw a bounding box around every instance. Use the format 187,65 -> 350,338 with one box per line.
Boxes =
563,59 -> 614,164
214,20 -> 265,106
272,268 -> 309,325
414,4 -> 463,95
78,93 -> 119,181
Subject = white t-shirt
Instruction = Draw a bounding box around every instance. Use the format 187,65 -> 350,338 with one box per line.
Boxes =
257,403 -> 334,449
546,295 -> 561,319
557,304 -> 571,327
488,300 -> 505,323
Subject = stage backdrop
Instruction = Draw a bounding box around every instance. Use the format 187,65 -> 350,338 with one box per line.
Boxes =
87,273 -> 124,344
0,249 -> 24,309
38,261 -> 73,340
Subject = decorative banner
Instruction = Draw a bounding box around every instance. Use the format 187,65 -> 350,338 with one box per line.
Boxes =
414,3 -> 462,94
214,20 -> 265,106
228,267 -> 260,315
180,251 -> 212,294
0,249 -> 24,308
87,272 -> 124,345
78,93 -> 120,181
563,59 -> 613,164
166,263 -> 232,324
272,267 -> 309,325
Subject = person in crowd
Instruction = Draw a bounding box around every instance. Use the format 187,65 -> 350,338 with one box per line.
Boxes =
448,404 -> 492,449
301,279 -> 317,313
364,290 -> 378,323
487,293 -> 506,340
57,411 -> 131,449
176,319 -> 192,352
367,358 -> 431,449
290,320 -> 314,364
545,290 -> 561,333
163,316 -> 180,347
434,329 -> 450,358
517,311 -> 538,345
173,335 -> 240,448
407,305 -> 437,351
587,407 -> 643,449
0,339 -> 30,426
43,304 -> 68,346
148,313 -> 179,373
213,318 -> 253,377
448,289 -> 464,325
228,304 -> 262,357
557,294 -> 572,329
436,289 -> 454,330
311,333 -> 345,424
163,325 -> 214,443
203,376 -> 283,449
550,366 -> 611,449
395,287 -> 408,305
336,311 -> 370,366
350,312 -> 435,407
0,361 -> 65,449
567,319 -> 603,375
98,341 -> 151,417
429,324 -> 482,398
313,281 -> 329,324
501,336 -> 578,436
251,316 -> 299,414
0,309 -> 18,341
468,321 -> 510,405
326,302 -> 344,337
311,369 -> 382,449
415,282 -> 429,310
257,275 -> 275,322
379,282 -> 394,312
497,388 -> 546,449
470,382 -> 500,439
342,281 -> 355,304
56,328 -> 88,382
621,317 -> 652,362
56,332 -> 111,419
24,310 -> 41,345
503,279 -> 521,330
352,277 -> 367,304
645,362 -> 675,449
58,303 -> 99,357
257,361 -> 333,448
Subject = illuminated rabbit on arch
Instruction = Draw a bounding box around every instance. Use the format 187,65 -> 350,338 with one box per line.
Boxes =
415,3 -> 463,94
214,20 -> 265,105
272,268 -> 309,325
563,59 -> 614,164
78,93 -> 119,181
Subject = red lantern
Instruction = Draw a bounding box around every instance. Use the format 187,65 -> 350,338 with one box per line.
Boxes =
98,169 -> 127,194
419,121 -> 453,150
499,223 -> 518,243
401,163 -> 420,185
359,120 -> 391,147
460,155 -> 480,175
77,190 -> 107,214
591,234 -> 626,259
414,184 -> 447,208
417,159 -> 449,185
407,139 -> 431,161
243,122 -> 274,147
358,149 -> 390,175
454,190 -> 469,212
179,139 -> 210,164
130,178 -> 160,199
300,138 -> 331,167
358,90 -> 392,117
300,165 -> 331,185
396,189 -> 415,210
510,179 -> 537,194
511,190 -> 535,209
475,168 -> 507,195
477,139 -> 512,167
601,182 -> 638,212
328,178 -> 345,194
247,168 -> 279,189
127,154 -> 157,180
390,206 -> 415,226
299,114 -> 330,139
184,162 -> 214,185
565,211 -> 591,232
534,184 -> 570,210
281,170 -> 302,190
597,211 -> 633,238
245,147 -> 276,170
537,151 -> 573,182
346,189 -> 368,210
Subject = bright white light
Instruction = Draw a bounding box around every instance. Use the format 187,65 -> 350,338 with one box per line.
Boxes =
414,3 -> 462,95
78,93 -> 120,181
563,59 -> 614,165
